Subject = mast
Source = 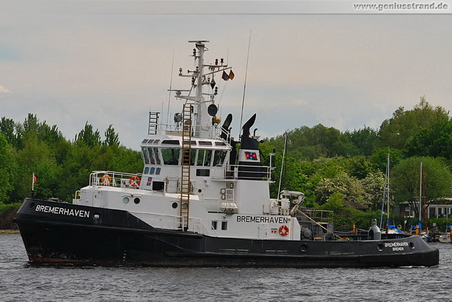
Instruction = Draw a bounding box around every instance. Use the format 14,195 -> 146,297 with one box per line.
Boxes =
419,161 -> 422,224
172,40 -> 232,139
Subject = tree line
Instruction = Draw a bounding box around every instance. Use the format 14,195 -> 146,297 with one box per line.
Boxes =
1,97 -> 452,230
260,97 -> 452,230
0,114 -> 142,206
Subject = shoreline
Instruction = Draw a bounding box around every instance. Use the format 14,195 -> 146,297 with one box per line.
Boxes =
0,229 -> 19,234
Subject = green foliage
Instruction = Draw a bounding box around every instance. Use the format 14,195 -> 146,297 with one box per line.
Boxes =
391,157 -> 452,219
428,218 -> 452,233
0,202 -> 21,229
318,193 -> 381,231
104,124 -> 120,146
0,114 -> 142,203
75,122 -> 101,147
376,97 -> 449,150
405,116 -> 452,158
0,134 -> 17,203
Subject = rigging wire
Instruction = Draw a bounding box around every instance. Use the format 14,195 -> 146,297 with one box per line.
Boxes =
277,132 -> 288,199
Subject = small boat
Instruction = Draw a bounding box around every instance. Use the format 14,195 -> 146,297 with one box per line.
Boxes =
438,226 -> 452,243
14,40 -> 439,268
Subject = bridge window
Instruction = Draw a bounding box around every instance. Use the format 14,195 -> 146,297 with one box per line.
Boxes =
150,147 -> 161,165
141,147 -> 151,165
161,148 -> 180,165
197,149 -> 213,166
213,150 -> 227,166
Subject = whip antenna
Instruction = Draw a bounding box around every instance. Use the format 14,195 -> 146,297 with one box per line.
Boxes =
239,31 -> 252,137
166,48 -> 175,125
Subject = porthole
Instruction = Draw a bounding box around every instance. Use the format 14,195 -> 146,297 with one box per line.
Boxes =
300,243 -> 309,252
93,213 -> 100,219
172,202 -> 178,209
377,243 -> 384,252
409,242 -> 415,250
134,197 -> 140,204
30,202 -> 35,208
123,197 -> 130,204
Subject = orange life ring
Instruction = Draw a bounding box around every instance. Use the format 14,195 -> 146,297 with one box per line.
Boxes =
279,225 -> 289,236
101,174 -> 112,185
129,176 -> 141,187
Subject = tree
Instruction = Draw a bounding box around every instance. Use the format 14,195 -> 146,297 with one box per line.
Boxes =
315,172 -> 366,205
391,157 -> 452,219
0,134 -> 17,203
13,131 -> 59,201
405,116 -> 452,159
377,97 -> 449,150
345,126 -> 378,156
104,124 -> 120,146
360,172 -> 385,211
75,122 -> 101,147
0,117 -> 17,147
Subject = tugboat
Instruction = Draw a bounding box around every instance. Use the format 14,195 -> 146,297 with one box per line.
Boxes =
14,41 -> 439,267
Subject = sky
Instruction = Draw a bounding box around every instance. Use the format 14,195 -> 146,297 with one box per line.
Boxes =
1,1 -> 452,150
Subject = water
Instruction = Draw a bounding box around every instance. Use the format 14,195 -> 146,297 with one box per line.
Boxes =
1,233 -> 450,302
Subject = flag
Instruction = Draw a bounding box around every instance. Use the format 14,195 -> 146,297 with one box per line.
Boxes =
32,173 -> 37,192
222,70 -> 229,81
229,70 -> 235,80
244,151 -> 258,160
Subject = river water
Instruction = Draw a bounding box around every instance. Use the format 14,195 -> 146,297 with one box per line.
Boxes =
1,233 -> 450,302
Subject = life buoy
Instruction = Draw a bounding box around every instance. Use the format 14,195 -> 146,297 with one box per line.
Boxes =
279,225 -> 289,236
101,174 -> 112,185
129,176 -> 141,187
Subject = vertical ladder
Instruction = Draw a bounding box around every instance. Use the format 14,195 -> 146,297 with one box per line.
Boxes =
180,103 -> 193,231
148,112 -> 159,135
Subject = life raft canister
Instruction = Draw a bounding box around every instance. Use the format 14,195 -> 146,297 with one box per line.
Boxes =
279,225 -> 289,236
129,176 -> 141,187
101,174 -> 112,185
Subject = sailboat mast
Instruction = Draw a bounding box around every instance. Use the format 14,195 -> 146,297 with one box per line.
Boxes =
419,161 -> 422,223
386,154 -> 390,229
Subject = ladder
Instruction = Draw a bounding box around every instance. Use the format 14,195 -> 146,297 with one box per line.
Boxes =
180,103 -> 193,231
148,112 -> 159,135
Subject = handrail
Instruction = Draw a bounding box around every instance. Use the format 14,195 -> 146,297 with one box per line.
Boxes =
89,171 -> 142,189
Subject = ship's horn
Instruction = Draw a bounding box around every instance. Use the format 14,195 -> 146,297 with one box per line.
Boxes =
220,113 -> 233,140
242,114 -> 256,138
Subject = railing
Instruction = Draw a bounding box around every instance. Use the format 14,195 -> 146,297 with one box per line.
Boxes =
226,164 -> 273,181
302,209 -> 334,224
147,121 -> 229,141
89,171 -> 143,189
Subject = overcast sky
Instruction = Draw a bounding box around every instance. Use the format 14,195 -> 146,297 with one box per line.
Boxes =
1,1 -> 451,149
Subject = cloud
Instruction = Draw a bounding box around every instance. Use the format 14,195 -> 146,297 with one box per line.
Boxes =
0,85 -> 11,93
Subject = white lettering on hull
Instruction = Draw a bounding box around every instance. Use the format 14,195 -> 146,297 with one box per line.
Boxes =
35,204 -> 90,218
236,215 -> 289,224
384,241 -> 408,252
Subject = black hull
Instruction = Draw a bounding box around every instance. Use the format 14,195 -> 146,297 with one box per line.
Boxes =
14,198 -> 439,268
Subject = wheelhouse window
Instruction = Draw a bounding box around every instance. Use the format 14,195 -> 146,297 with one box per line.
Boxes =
141,146 -> 151,165
161,148 -> 180,165
196,149 -> 213,166
142,147 -> 162,165
213,150 -> 227,166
